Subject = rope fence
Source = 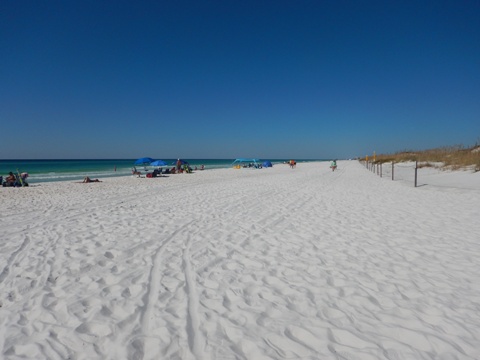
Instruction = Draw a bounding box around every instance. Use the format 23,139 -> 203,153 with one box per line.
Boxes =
359,158 -> 479,190
359,160 -> 420,187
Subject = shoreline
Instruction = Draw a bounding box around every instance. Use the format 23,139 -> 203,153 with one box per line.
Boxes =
0,158 -> 326,185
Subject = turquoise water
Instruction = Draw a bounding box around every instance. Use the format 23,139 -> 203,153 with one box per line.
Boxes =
0,159 -> 322,184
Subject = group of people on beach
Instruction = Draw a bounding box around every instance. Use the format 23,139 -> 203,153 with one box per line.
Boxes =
1,171 -> 29,187
131,161 -> 205,178
1,170 -> 103,186
174,159 -> 204,173
155,163 -> 204,175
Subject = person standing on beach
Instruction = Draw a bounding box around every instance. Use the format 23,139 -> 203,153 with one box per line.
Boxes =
176,159 -> 182,172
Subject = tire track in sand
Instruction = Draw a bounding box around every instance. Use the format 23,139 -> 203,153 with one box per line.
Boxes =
138,220 -> 197,360
183,232 -> 205,360
0,235 -> 30,285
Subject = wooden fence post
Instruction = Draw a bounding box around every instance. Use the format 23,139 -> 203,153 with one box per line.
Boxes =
380,163 -> 382,178
392,161 -> 394,180
415,161 -> 418,187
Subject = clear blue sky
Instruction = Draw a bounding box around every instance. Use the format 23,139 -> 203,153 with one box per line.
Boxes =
1,1 -> 479,160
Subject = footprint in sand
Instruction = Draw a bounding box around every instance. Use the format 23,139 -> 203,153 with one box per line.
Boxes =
322,306 -> 346,320
263,332 -> 310,358
328,328 -> 373,348
75,322 -> 112,342
121,288 -> 131,298
285,325 -> 324,352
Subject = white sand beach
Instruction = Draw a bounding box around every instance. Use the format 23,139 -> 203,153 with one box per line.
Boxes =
1,161 -> 479,360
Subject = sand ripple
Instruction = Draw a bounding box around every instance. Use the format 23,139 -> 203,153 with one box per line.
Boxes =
1,162 -> 480,359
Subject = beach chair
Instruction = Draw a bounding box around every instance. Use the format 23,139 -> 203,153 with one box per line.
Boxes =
14,173 -> 29,187
132,168 -> 142,177
20,173 -> 29,186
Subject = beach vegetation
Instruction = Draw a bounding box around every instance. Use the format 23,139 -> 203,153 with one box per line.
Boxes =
372,143 -> 480,172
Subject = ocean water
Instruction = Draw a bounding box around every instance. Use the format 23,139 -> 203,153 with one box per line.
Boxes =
0,159 -> 321,184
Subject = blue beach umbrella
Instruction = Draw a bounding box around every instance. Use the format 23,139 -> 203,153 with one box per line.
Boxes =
263,161 -> 273,167
134,157 -> 154,165
150,160 -> 167,166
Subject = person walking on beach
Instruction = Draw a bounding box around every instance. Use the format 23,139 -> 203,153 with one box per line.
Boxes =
176,159 -> 182,172
330,160 -> 337,171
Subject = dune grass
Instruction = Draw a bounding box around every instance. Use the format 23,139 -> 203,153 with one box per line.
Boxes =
372,144 -> 480,172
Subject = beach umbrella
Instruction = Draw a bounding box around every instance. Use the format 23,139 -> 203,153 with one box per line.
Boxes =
134,157 -> 154,165
263,161 -> 273,167
150,160 -> 167,166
